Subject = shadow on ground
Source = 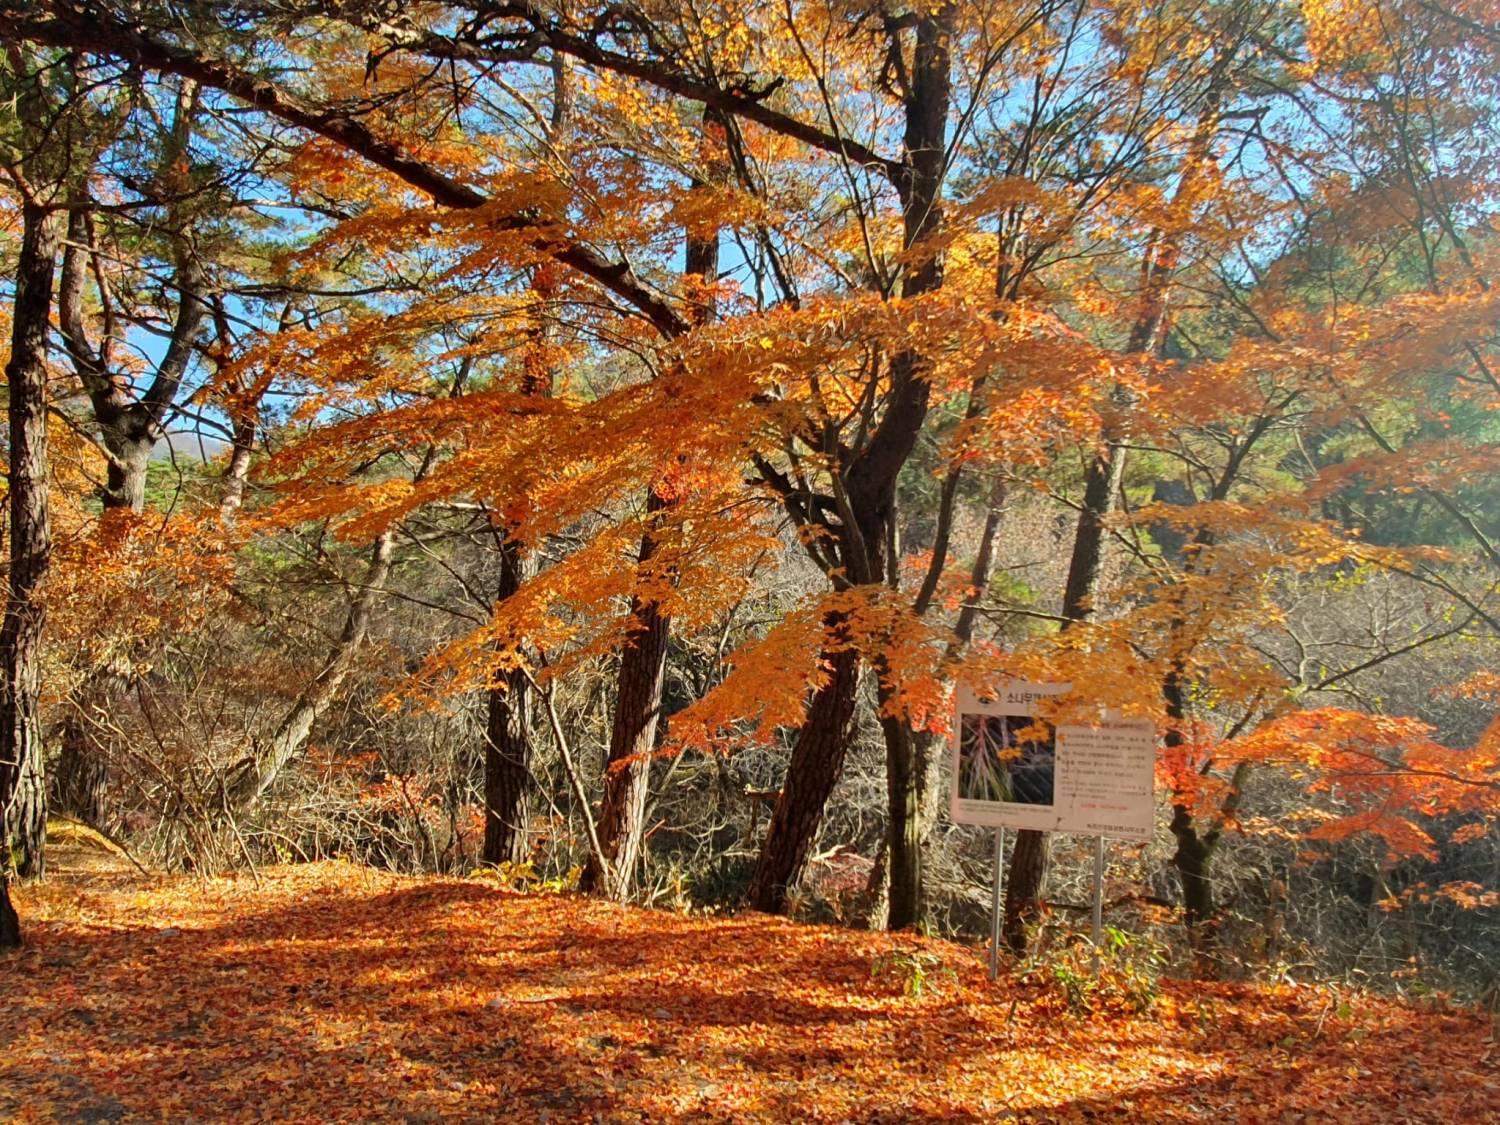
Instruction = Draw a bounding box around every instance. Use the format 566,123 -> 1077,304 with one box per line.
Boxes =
2,865 -> 1494,1123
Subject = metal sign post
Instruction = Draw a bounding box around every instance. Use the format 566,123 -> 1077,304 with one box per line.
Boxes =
988,827 -> 1006,981
1090,834 -> 1105,975
953,685 -> 1157,982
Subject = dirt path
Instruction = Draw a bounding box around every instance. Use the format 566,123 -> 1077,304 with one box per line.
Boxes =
3,862 -> 1497,1122
42,818 -> 143,882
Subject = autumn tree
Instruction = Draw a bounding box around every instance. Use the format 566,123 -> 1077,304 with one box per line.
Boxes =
0,44 -> 79,941
996,0 -> 1277,952
49,72 -> 217,825
2,0 -> 1495,968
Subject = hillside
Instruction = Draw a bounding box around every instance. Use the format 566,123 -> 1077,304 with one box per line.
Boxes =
4,863 -> 1495,1123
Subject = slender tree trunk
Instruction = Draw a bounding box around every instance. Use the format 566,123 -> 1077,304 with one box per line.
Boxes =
579,523 -> 670,899
996,83 -> 1228,955
914,481 -> 1008,857
469,58 -> 565,856
225,530 -> 395,810
1002,442 -> 1125,952
747,644 -> 860,913
1,205 -> 61,903
861,7 -> 956,931
582,196 -> 718,900
1062,443 -> 1128,617
219,409 -> 255,519
879,692 -> 922,928
482,538 -> 533,865
54,167 -> 209,819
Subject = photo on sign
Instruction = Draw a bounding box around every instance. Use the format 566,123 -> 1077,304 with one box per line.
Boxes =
957,713 -> 1055,806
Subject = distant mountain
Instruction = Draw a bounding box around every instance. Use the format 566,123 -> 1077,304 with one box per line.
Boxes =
151,431 -> 229,462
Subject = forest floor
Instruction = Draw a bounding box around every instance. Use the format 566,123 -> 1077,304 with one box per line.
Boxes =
3,850 -> 1497,1123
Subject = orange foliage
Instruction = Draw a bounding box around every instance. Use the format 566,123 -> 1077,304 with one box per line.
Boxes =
6,864 -> 1497,1123
1222,709 -> 1499,861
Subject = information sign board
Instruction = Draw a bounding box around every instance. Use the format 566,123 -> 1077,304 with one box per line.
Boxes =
950,681 -> 1071,832
1054,719 -> 1156,841
951,683 -> 1155,839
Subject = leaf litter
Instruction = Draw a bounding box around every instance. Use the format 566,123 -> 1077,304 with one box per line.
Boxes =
3,863 -> 1495,1122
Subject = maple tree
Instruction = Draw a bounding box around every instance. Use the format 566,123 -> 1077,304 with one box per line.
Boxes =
0,0 -> 1496,1018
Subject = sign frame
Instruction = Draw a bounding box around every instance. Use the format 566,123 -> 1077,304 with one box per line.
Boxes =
950,681 -> 1071,833
951,683 -> 1156,841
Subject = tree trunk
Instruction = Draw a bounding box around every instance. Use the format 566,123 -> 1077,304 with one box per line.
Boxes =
1061,442 -> 1128,618
996,86 -> 1227,956
581,197 -> 718,899
0,876 -> 19,949
914,480 -> 1007,856
1,204 -> 60,885
1002,442 -> 1125,952
1164,671 -> 1255,964
225,530 -> 395,811
478,263 -> 557,867
481,538 -> 533,865
1164,668 -> 1218,965
879,694 -> 922,929
579,548 -> 670,900
1001,827 -> 1049,953
861,7 -> 955,929
747,644 -> 860,913
219,412 -> 255,519
55,714 -> 108,826
54,153 -> 210,818
1170,802 -> 1214,930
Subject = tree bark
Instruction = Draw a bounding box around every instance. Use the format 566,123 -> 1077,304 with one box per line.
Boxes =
1001,828 -> 1049,954
224,530 -> 395,811
1,204 -> 60,887
755,8 -> 954,924
1164,669 -> 1253,961
478,64 -> 569,865
579,517 -> 670,900
913,480 -> 1007,867
0,875 -> 19,949
879,690 -> 923,928
481,538 -> 533,865
1002,443 -> 1124,952
870,6 -> 956,931
999,97 -> 1226,953
218,404 -> 256,519
582,185 -> 718,899
60,199 -> 208,511
55,714 -> 108,826
1169,800 -> 1215,930
747,644 -> 861,913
